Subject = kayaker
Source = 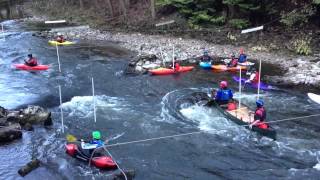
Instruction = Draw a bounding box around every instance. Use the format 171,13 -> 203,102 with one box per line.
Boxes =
81,131 -> 104,149
245,68 -> 260,84
90,131 -> 104,147
227,54 -> 238,67
200,50 -> 213,63
215,81 -> 234,105
24,54 -> 38,67
56,33 -> 65,43
238,48 -> 247,63
249,99 -> 268,129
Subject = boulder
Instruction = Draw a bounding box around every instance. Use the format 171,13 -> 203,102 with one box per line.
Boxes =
0,106 -> 8,118
0,123 -> 22,143
7,106 -> 52,126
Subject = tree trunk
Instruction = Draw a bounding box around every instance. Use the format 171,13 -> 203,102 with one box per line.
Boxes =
120,0 -> 127,19
105,0 -> 114,17
79,0 -> 84,10
150,0 -> 155,19
227,5 -> 235,19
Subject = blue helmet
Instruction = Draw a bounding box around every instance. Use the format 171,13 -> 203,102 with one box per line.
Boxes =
203,50 -> 208,55
256,99 -> 264,107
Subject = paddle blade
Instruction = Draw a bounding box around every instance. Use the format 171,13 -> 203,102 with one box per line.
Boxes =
66,134 -> 77,142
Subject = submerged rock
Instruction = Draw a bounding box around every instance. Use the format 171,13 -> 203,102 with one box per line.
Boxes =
18,159 -> 41,177
112,169 -> 135,180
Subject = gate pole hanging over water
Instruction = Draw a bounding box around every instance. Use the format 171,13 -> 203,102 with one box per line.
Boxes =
59,85 -> 64,133
159,45 -> 165,67
55,43 -> 61,72
92,77 -> 97,123
172,44 -> 175,69
257,59 -> 262,99
239,67 -> 242,109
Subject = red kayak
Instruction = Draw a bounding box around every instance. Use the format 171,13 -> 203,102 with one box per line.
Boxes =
14,64 -> 49,71
149,66 -> 194,75
65,143 -> 117,169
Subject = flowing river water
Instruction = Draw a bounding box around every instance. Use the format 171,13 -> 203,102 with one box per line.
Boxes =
1,20 -> 320,180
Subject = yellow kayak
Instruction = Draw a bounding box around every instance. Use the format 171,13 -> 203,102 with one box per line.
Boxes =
48,40 -> 75,46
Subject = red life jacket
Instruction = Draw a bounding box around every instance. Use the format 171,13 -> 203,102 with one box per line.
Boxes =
230,58 -> 238,67
254,107 -> 268,129
254,107 -> 266,121
252,72 -> 260,83
56,36 -> 65,43
27,58 -> 38,66
174,63 -> 180,71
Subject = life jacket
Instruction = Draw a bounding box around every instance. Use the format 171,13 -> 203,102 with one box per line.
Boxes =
90,139 -> 104,147
254,107 -> 266,121
216,89 -> 233,101
238,54 -> 247,63
174,63 -> 180,71
230,58 -> 238,67
26,58 -> 38,66
56,36 -> 65,43
202,55 -> 212,62
252,72 -> 260,84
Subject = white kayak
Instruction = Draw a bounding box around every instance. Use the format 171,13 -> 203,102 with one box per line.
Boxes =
308,93 -> 320,104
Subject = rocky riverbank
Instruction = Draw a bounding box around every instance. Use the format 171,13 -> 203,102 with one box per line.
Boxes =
23,17 -> 320,89
0,105 -> 52,144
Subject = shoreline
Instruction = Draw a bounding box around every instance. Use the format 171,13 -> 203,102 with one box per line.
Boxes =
21,16 -> 320,90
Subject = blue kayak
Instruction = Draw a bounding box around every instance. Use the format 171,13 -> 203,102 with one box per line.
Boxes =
199,62 -> 212,69
232,76 -> 275,90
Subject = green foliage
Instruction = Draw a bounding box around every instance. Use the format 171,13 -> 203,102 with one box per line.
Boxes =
228,18 -> 249,29
313,0 -> 320,4
210,16 -> 226,25
280,7 -> 316,27
292,37 -> 312,55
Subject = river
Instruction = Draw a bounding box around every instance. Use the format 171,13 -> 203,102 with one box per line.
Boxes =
0,20 -> 320,180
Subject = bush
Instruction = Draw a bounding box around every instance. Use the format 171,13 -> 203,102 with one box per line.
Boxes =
280,7 -> 316,27
210,16 -> 226,25
292,37 -> 312,55
228,19 -> 249,29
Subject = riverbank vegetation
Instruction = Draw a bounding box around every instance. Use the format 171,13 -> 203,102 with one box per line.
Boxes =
23,0 -> 320,55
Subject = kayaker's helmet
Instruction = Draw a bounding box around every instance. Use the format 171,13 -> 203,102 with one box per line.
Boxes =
240,48 -> 244,54
203,50 -> 208,56
220,81 -> 228,88
57,32 -> 62,36
231,53 -> 236,58
28,54 -> 32,58
256,99 -> 264,107
92,131 -> 101,140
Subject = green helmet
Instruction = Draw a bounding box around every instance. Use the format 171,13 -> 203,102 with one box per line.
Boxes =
92,131 -> 101,140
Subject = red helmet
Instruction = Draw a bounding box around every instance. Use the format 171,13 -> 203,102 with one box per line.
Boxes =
220,81 -> 228,88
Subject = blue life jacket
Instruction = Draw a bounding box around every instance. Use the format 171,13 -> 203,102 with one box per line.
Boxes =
238,54 -> 247,63
90,139 -> 104,147
216,89 -> 233,101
